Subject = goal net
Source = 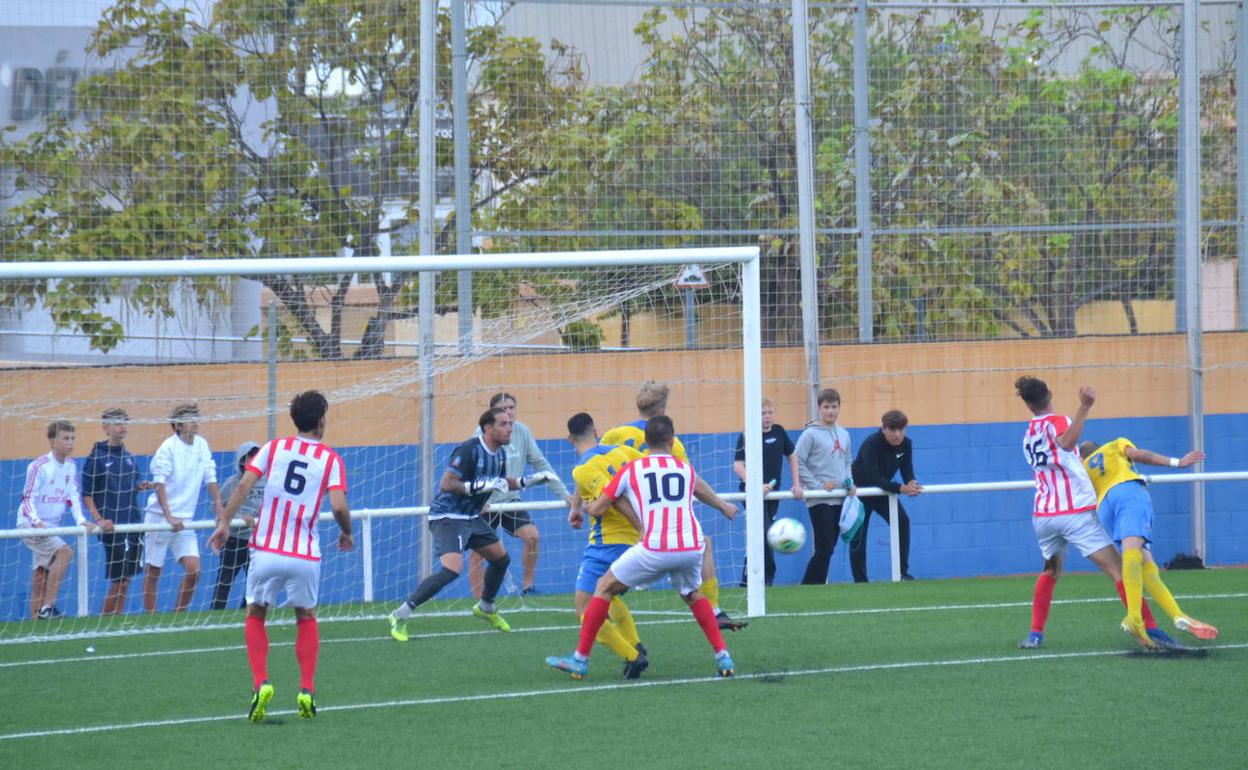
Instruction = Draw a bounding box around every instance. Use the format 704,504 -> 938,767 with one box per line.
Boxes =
0,249 -> 764,641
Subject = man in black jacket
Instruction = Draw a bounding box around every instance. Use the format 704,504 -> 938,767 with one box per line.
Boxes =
850,410 -> 922,582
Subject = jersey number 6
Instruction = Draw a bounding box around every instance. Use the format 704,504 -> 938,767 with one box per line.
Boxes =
284,460 -> 310,495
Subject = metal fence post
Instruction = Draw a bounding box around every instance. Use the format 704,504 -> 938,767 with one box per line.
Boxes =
1179,0 -> 1206,558
418,0 -> 438,581
854,0 -> 873,343
267,299 -> 277,441
362,514 -> 374,603
453,0 -> 474,355
1239,0 -> 1248,331
792,0 -> 821,418
76,529 -> 89,617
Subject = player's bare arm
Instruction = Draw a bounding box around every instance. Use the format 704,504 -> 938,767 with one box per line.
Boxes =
1125,446 -> 1206,468
1055,385 -> 1095,451
329,488 -> 353,551
611,494 -> 643,534
585,490 -> 615,518
693,476 -> 737,520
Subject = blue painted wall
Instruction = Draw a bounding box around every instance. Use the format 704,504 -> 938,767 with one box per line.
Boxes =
2,414 -> 1245,620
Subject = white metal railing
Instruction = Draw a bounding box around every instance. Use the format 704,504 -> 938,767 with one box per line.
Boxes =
2,471 -> 1244,618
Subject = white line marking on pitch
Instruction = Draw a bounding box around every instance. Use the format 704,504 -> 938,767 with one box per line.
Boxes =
3,642 -> 1245,742
2,592 -> 1242,669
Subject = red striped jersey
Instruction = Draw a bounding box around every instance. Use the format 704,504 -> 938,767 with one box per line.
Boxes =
603,453 -> 703,552
246,436 -> 347,561
1022,414 -> 1096,517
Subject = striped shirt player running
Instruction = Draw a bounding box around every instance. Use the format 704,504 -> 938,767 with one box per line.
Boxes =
546,415 -> 739,679
210,390 -> 352,723
1015,377 -> 1172,651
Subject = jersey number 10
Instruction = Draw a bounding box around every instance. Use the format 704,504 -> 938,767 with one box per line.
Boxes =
644,472 -> 686,504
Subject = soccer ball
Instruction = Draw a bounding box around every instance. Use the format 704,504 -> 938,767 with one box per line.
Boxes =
767,517 -> 807,553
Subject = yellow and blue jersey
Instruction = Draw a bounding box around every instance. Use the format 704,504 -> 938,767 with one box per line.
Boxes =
572,443 -> 643,546
600,419 -> 688,462
1082,438 -> 1144,505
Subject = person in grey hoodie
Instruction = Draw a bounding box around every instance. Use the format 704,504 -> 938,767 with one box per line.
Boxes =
211,441 -> 264,609
794,388 -> 857,584
469,393 -> 572,596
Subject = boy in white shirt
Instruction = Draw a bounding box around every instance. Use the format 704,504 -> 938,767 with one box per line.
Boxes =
19,420 -> 94,619
142,403 -> 225,613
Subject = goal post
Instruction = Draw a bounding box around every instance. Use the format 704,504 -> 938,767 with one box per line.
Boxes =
0,246 -> 765,639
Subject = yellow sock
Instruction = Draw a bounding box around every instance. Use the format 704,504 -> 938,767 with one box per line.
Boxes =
1142,559 -> 1184,621
1122,548 -> 1145,625
700,577 -> 720,612
583,614 -> 637,662
609,596 -> 641,647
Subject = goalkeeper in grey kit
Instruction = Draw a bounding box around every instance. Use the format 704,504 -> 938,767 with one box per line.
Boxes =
388,406 -> 558,640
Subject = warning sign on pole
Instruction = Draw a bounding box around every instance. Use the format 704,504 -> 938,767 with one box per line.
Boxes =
673,264 -> 711,289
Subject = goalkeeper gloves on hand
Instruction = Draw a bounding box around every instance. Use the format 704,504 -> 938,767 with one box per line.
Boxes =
519,471 -> 558,489
469,477 -> 510,495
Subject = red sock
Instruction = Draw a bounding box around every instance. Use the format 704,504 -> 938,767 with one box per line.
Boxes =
576,596 -> 611,657
690,597 -> 727,653
1030,573 -> 1056,634
244,615 -> 269,690
1115,581 -> 1159,630
295,616 -> 319,691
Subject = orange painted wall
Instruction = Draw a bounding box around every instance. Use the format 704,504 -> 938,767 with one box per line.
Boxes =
0,332 -> 1243,461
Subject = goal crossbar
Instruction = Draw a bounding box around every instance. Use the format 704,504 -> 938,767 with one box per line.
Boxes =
0,247 -> 760,280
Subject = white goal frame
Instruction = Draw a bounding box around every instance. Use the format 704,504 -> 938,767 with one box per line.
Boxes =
0,246 -> 770,618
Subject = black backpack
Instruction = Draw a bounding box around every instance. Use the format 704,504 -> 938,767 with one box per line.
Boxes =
1165,552 -> 1205,570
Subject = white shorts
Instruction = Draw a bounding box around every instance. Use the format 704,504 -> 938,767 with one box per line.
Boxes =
610,545 -> 704,596
246,549 -> 320,609
1033,513 -> 1113,560
144,527 -> 199,567
22,535 -> 69,570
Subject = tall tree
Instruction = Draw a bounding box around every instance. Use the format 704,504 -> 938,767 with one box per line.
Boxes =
1,0 -> 583,357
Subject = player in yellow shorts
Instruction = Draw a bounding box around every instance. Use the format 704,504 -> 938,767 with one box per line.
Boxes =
600,380 -> 746,631
566,412 -> 649,678
1079,437 -> 1218,645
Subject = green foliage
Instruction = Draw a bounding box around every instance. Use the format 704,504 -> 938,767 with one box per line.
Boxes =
2,2 -> 1237,351
558,318 -> 604,351
1,0 -> 581,358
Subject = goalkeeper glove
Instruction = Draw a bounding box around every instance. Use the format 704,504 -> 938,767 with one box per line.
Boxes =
519,471 -> 558,489
469,477 -> 509,495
